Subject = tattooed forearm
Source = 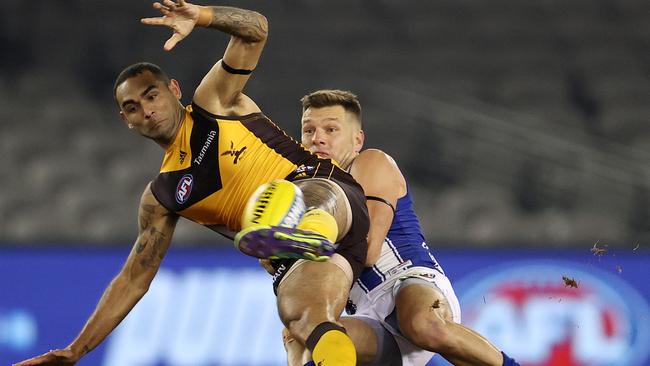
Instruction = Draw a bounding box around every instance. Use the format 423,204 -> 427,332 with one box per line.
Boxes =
208,6 -> 268,42
137,227 -> 167,268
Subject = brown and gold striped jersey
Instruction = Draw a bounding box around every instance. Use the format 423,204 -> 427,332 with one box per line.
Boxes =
151,103 -> 349,233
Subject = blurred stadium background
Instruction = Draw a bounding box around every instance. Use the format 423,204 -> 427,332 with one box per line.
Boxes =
1,0 -> 648,365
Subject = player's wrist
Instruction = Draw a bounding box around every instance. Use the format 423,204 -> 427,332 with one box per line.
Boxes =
196,6 -> 212,27
65,343 -> 86,361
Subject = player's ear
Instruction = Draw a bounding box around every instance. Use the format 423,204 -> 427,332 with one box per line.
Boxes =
169,79 -> 182,100
119,111 -> 134,129
354,129 -> 365,153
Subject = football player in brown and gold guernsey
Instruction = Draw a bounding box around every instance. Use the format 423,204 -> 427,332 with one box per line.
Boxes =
13,1 -> 368,366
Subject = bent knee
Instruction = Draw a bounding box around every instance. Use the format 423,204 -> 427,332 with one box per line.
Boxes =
403,312 -> 454,351
281,308 -> 336,345
283,314 -> 312,345
294,179 -> 351,238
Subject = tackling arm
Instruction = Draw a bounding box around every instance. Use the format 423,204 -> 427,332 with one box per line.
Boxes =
350,149 -> 406,267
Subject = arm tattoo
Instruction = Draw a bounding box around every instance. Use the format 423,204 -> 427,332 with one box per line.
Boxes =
138,227 -> 167,268
139,204 -> 157,231
136,204 -> 157,254
81,345 -> 90,355
136,196 -> 173,266
208,6 -> 268,42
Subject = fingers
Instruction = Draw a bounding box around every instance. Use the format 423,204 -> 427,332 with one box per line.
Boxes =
152,0 -> 187,13
162,0 -> 178,10
18,360 -> 40,366
259,259 -> 275,274
152,2 -> 171,15
13,349 -> 70,366
140,16 -> 175,28
12,355 -> 44,366
144,0 -> 193,49
141,16 -> 169,26
164,33 -> 184,51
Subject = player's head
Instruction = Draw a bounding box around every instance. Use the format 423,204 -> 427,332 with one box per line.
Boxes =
300,89 -> 364,169
113,62 -> 183,144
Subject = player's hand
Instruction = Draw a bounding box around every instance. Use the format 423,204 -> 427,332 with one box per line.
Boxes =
141,0 -> 200,51
12,348 -> 78,366
259,259 -> 275,275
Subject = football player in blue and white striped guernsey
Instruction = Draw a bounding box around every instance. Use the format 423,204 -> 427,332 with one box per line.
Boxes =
282,89 -> 520,366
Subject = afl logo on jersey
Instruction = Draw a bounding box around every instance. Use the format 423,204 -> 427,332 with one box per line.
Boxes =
175,174 -> 194,204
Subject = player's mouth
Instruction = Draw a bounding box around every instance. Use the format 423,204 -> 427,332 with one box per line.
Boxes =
151,118 -> 166,129
314,151 -> 329,158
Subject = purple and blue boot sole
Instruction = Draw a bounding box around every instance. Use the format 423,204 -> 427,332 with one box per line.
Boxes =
235,225 -> 335,262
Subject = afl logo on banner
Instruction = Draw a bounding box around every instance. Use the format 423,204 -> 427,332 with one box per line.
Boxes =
175,174 -> 194,204
455,261 -> 650,366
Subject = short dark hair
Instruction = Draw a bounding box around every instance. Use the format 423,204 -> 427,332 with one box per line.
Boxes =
113,62 -> 170,104
301,89 -> 362,128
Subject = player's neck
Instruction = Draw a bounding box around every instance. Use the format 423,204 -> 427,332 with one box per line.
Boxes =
339,152 -> 359,172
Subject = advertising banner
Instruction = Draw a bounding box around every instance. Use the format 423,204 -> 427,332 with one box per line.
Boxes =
1,246 -> 648,366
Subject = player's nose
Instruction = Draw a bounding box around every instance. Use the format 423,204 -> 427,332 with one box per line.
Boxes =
143,105 -> 155,119
311,130 -> 326,145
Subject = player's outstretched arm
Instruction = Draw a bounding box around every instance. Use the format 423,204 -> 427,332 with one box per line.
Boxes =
141,0 -> 268,116
13,184 -> 178,366
350,149 -> 406,266
190,3 -> 267,116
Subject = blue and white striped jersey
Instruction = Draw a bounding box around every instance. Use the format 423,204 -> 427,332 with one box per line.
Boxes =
354,186 -> 444,294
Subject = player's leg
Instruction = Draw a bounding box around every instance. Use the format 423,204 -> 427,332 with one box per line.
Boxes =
395,276 -> 512,366
284,316 -> 388,365
343,316 -> 407,365
294,178 -> 352,242
277,255 -> 356,366
283,327 -> 312,366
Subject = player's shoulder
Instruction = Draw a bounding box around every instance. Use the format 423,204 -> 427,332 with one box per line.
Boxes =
351,149 -> 406,194
356,148 -> 399,169
353,149 -> 403,179
357,148 -> 389,162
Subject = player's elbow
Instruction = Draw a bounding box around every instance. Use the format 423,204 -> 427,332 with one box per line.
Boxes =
258,13 -> 269,38
364,258 -> 377,267
131,270 -> 158,295
248,12 -> 269,42
364,237 -> 383,267
110,271 -> 150,303
364,249 -> 380,267
131,277 -> 153,295
121,265 -> 157,296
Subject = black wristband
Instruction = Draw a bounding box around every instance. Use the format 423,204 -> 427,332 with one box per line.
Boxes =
221,60 -> 253,75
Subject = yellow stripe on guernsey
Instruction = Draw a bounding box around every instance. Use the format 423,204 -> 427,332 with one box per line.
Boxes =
159,107 -> 299,231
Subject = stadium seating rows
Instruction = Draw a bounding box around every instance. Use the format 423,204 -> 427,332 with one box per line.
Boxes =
1,0 -> 648,245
